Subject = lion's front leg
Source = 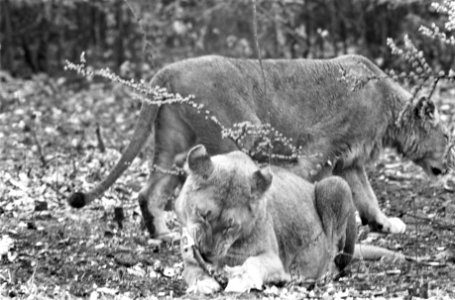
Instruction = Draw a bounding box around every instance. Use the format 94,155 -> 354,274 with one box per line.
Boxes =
224,252 -> 289,293
338,165 -> 406,234
181,229 -> 222,294
183,264 -> 221,294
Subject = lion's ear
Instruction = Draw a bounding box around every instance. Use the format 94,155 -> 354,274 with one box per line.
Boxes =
414,97 -> 435,120
187,145 -> 214,179
251,167 -> 273,197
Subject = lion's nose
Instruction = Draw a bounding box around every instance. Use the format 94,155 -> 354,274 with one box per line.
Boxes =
431,167 -> 442,176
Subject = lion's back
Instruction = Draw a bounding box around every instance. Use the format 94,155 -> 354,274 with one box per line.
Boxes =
150,54 -> 412,168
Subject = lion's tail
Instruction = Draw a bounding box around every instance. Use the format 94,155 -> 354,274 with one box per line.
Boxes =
353,244 -> 406,262
68,101 -> 159,208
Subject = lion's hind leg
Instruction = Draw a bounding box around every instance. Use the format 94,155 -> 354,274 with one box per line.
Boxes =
314,176 -> 357,271
139,107 -> 195,240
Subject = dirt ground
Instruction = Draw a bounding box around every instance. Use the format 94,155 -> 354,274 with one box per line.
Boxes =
1,75 -> 454,299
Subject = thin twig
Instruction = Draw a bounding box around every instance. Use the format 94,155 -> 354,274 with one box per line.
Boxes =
95,123 -> 106,153
29,123 -> 47,167
427,76 -> 441,100
252,0 -> 266,97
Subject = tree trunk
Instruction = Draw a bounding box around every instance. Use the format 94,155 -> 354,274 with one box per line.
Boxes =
329,0 -> 339,56
1,0 -> 14,71
115,0 -> 124,71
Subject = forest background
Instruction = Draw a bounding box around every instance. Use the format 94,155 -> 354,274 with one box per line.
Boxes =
2,0 -> 455,78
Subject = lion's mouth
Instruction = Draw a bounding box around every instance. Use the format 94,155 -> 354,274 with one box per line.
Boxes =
199,250 -> 214,263
418,159 -> 447,177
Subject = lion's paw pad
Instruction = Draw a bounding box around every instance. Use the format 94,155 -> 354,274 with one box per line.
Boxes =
187,278 -> 221,294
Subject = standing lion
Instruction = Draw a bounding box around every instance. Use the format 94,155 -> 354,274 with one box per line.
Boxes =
69,55 -> 453,238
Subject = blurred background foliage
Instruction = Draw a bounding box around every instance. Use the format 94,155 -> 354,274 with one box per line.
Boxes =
1,0 -> 454,79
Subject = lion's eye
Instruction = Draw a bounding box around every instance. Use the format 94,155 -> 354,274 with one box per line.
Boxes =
196,209 -> 208,221
226,218 -> 239,231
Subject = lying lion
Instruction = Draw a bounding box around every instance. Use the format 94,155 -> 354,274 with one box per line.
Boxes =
69,55 -> 453,238
176,145 -> 357,294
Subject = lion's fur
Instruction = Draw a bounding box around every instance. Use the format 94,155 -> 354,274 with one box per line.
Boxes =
69,54 -> 451,236
176,146 -> 356,293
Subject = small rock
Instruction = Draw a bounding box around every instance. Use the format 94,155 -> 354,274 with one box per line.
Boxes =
263,285 -> 280,295
27,222 -> 37,230
96,287 -> 117,295
153,260 -> 163,273
89,291 -> 99,300
440,104 -> 451,112
94,243 -> 105,250
163,267 -> 176,277
148,239 -> 162,247
148,268 -> 159,279
0,235 -> 14,256
443,178 -> 455,192
444,203 -> 455,215
385,269 -> 401,275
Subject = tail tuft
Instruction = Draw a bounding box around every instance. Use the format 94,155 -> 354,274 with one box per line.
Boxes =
68,192 -> 87,208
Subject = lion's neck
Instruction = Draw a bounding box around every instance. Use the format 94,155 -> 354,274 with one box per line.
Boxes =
382,104 -> 417,160
380,83 -> 419,154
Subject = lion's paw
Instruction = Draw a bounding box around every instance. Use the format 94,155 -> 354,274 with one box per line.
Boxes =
225,276 -> 263,293
384,217 -> 406,234
224,265 -> 244,277
187,277 -> 221,294
224,266 -> 263,293
370,213 -> 406,234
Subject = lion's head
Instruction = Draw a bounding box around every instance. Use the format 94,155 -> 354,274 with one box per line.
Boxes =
396,96 -> 454,177
175,145 -> 273,263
